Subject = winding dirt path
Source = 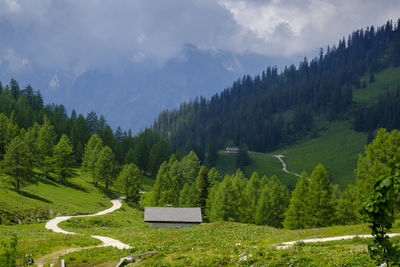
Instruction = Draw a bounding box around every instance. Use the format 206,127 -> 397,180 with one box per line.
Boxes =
273,154 -> 300,177
36,197 -> 131,266
276,233 -> 400,249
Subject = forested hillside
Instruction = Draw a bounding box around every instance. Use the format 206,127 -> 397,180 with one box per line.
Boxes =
153,19 -> 400,160
0,79 -> 171,172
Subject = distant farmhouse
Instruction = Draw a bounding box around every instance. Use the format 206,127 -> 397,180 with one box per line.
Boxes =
144,207 -> 202,228
226,147 -> 239,153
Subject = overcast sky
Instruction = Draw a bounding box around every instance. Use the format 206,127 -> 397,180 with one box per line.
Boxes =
0,0 -> 399,76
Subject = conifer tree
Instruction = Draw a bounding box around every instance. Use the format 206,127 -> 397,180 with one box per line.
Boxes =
337,184 -> 360,225
1,136 -> 33,190
178,183 -> 196,207
168,157 -> 183,204
207,167 -> 221,186
195,166 -> 209,214
255,176 -> 289,228
82,134 -> 103,185
243,172 -> 261,223
124,147 -> 135,164
52,134 -> 75,184
95,146 -> 117,189
115,163 -> 141,203
180,151 -> 200,185
148,140 -> 172,177
308,164 -> 337,227
152,161 -> 168,206
356,129 -> 400,203
36,117 -> 57,176
283,172 -> 310,229
132,138 -> 149,171
70,115 -> 90,161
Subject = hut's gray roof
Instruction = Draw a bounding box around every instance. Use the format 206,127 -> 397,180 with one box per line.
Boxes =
144,207 -> 202,223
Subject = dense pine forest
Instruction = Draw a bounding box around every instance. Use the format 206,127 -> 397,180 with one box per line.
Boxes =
153,19 -> 400,160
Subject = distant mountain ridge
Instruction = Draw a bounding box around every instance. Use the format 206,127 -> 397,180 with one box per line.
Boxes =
0,44 -> 292,132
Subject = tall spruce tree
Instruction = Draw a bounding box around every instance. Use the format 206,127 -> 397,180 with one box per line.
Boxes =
132,138 -> 149,171
148,140 -> 172,177
195,166 -> 209,214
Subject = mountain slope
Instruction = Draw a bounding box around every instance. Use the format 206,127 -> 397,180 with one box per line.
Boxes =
153,19 -> 400,158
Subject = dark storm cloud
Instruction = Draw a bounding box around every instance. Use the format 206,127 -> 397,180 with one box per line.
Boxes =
0,0 -> 399,74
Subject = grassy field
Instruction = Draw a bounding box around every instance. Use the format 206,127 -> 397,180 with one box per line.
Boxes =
274,120 -> 367,188
353,65 -> 400,105
215,151 -> 297,188
52,202 -> 400,266
0,168 -> 155,225
215,120 -> 366,189
0,170 -> 115,224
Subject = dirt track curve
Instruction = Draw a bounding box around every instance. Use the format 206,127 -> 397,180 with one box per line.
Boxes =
36,197 -> 131,266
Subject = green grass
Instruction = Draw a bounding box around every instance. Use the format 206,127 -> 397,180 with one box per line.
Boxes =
215,151 -> 296,188
215,120 -> 366,189
354,66 -> 400,105
0,223 -> 101,265
0,170 -> 114,224
275,120 -> 367,188
55,202 -> 400,266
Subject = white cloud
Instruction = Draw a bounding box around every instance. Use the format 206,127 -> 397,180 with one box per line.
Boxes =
3,48 -> 29,73
218,0 -> 400,56
0,0 -> 398,72
48,73 -> 60,89
6,0 -> 21,13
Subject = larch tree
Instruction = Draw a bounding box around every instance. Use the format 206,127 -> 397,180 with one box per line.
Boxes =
356,129 -> 400,203
36,117 -> 57,177
243,172 -> 261,223
82,134 -> 103,185
283,172 -> 310,229
115,163 -> 141,203
180,151 -> 200,185
255,175 -> 290,228
52,134 -> 75,184
95,146 -> 117,190
1,136 -> 33,190
308,163 -> 337,227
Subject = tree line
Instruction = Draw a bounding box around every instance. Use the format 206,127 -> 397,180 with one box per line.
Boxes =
153,19 -> 400,160
0,79 -> 176,201
0,78 -> 173,174
144,127 -> 399,229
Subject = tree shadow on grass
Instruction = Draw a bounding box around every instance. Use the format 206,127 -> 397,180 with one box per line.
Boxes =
63,181 -> 89,193
37,175 -> 59,186
14,189 -> 53,204
96,184 -> 119,199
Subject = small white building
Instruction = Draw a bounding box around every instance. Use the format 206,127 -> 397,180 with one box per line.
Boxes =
226,147 -> 239,153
